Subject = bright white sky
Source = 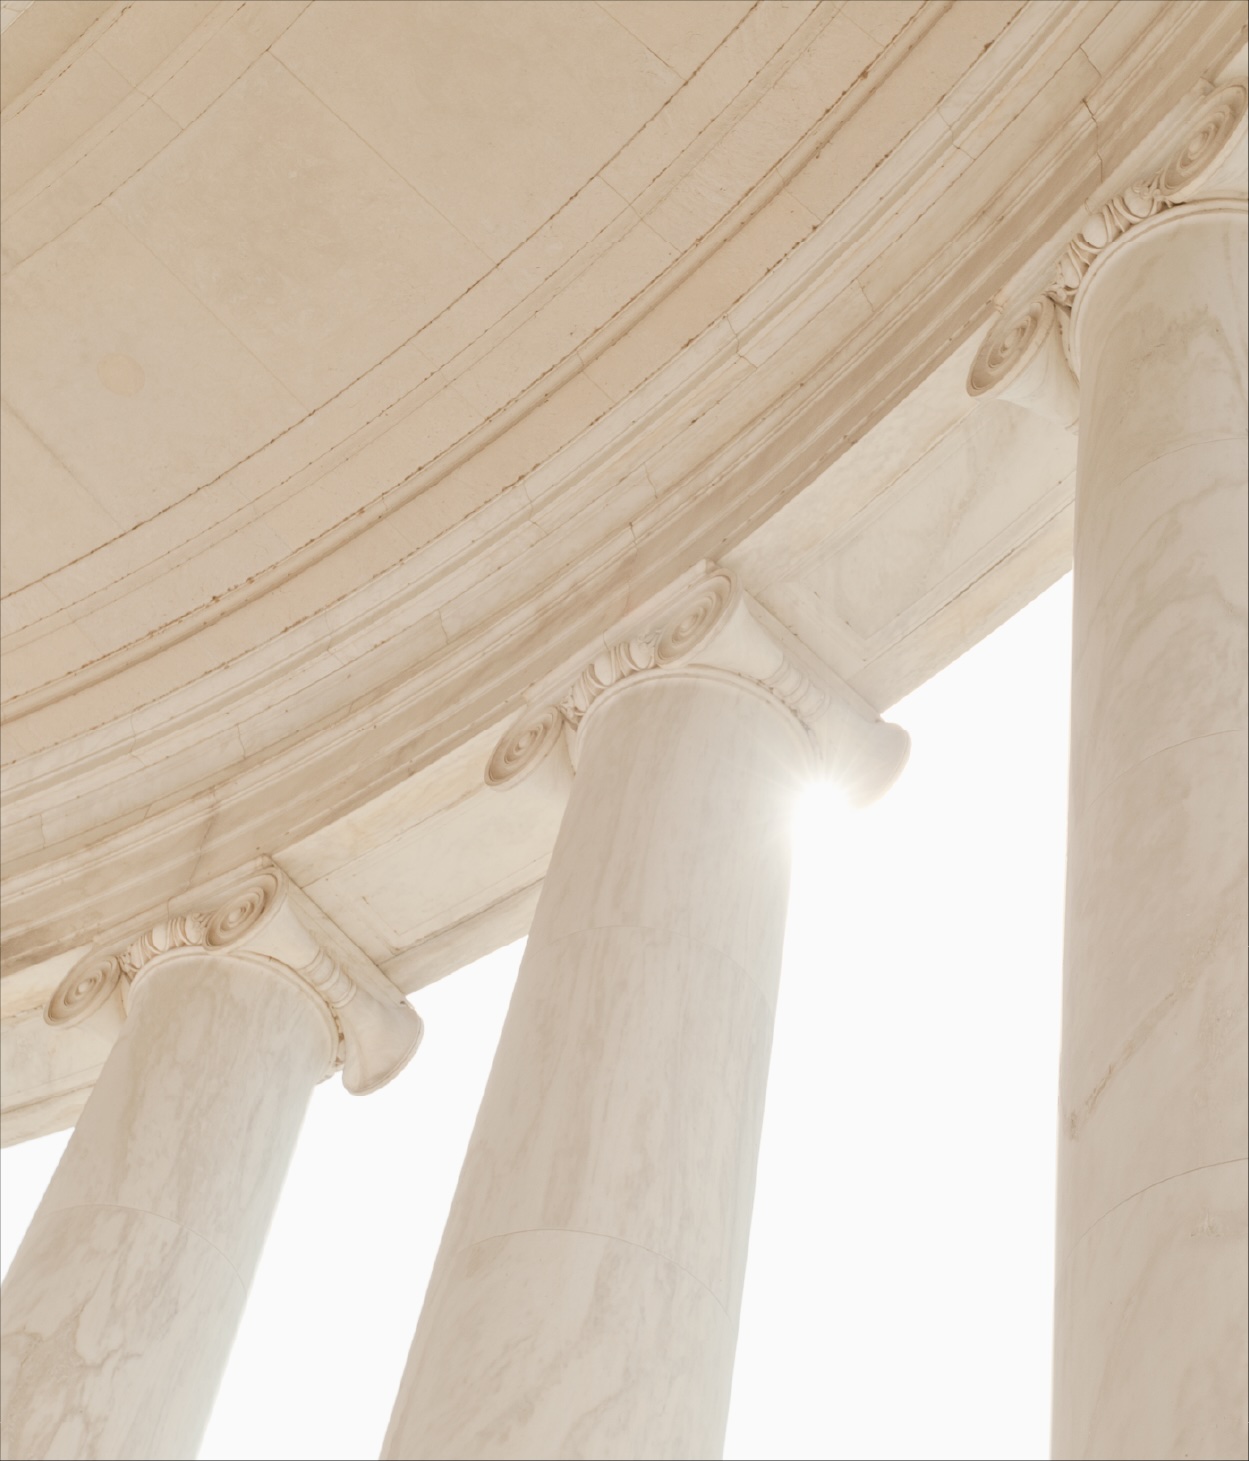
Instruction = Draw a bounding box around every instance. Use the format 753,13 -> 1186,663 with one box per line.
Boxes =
1,574 -> 1072,1461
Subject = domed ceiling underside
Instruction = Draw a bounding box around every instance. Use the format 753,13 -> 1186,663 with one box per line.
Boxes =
0,0 -> 1244,1139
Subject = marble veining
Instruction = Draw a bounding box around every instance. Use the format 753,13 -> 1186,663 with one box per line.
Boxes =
1053,195 -> 1249,1460
384,649 -> 812,1459
387,1228 -> 737,1461
1,952 -> 335,1460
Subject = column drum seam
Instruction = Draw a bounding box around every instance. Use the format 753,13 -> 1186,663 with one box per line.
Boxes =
1061,1156 -> 1249,1264
1077,726 -> 1248,820
27,1199 -> 249,1294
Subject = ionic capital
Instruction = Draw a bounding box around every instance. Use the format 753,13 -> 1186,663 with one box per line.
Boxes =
45,865 -> 422,1096
485,564 -> 909,806
968,78 -> 1247,420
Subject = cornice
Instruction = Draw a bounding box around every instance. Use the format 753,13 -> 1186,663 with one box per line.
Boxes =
486,565 -> 910,807
2,3 -> 1200,740
44,865 -> 423,1097
967,78 -> 1247,416
1,4 -> 1244,978
0,2 -> 859,722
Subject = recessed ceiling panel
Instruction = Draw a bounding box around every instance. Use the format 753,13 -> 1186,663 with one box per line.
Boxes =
111,53 -> 492,409
274,0 -> 683,261
0,207 -> 303,534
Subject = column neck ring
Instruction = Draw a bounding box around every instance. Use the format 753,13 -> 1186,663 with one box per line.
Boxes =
574,663 -> 817,776
1068,196 -> 1248,375
124,944 -> 342,1074
44,865 -> 424,1095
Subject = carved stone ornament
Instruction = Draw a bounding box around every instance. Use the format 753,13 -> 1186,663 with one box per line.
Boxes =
46,867 -> 423,1096
968,79 -> 1248,416
486,564 -> 910,807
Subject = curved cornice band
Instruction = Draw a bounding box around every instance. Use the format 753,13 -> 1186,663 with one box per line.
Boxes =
967,79 -> 1247,417
2,8 -> 1243,978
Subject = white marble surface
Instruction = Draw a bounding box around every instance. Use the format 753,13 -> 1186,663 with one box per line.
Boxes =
1054,199 -> 1249,1460
384,673 -> 806,1459
6,2 -> 1240,1075
1053,1161 -> 1248,1461
391,1228 -> 736,1461
0,1207 -> 242,1461
437,924 -> 774,1313
0,957 -> 330,1460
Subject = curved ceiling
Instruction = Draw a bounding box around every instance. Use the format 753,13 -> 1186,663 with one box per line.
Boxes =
3,0 -> 884,711
1,0 -> 1243,973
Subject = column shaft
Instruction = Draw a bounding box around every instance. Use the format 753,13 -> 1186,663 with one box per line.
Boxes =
1054,201 -> 1248,1459
0,955 -> 333,1461
383,672 -> 808,1460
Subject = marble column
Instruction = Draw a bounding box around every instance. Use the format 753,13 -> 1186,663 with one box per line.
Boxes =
969,79 -> 1248,1461
0,868 -> 422,1461
1055,196 -> 1249,1461
382,567 -> 908,1460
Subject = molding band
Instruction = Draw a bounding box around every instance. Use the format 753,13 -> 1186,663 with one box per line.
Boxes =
968,79 -> 1247,413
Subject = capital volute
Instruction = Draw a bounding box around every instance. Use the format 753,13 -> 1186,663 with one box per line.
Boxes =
968,77 -> 1247,420
485,564 -> 909,807
45,865 -> 423,1096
